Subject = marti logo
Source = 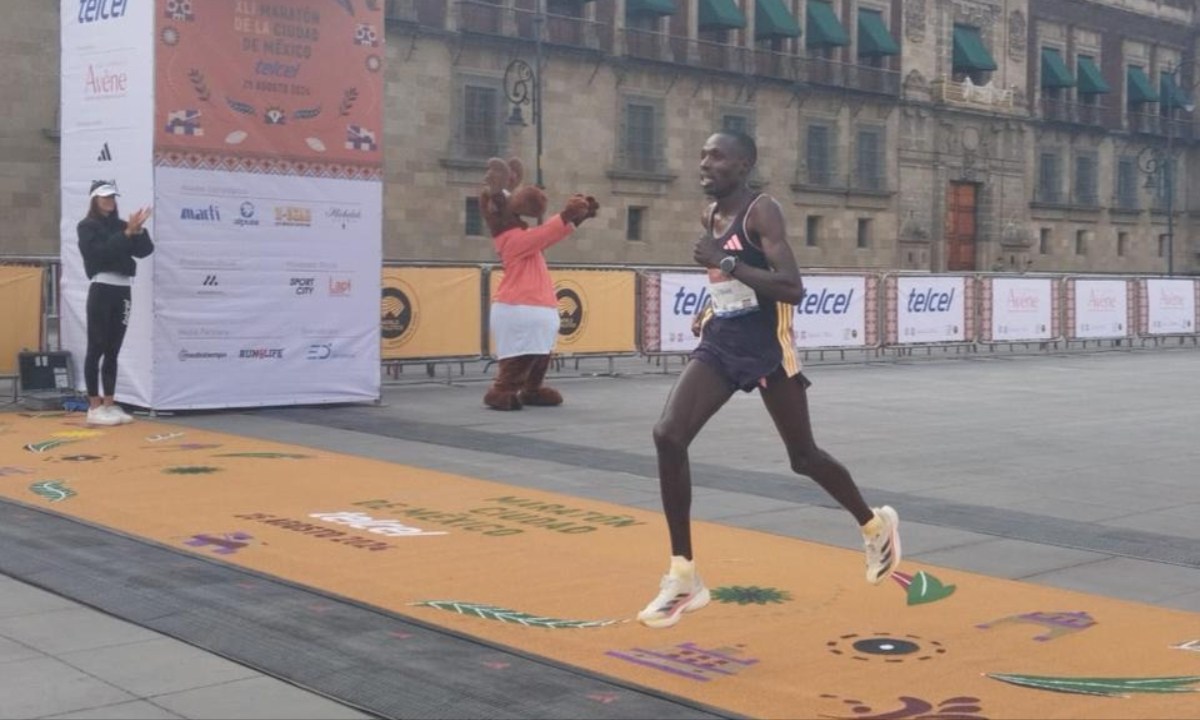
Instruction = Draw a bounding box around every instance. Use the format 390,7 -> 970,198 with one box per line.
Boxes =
906,287 -> 956,312
78,0 -> 129,23
797,288 -> 855,315
180,205 -> 220,221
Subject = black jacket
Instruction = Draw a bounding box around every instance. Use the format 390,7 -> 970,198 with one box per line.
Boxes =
77,214 -> 154,280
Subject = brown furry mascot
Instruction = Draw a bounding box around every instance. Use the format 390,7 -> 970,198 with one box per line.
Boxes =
480,158 -> 597,410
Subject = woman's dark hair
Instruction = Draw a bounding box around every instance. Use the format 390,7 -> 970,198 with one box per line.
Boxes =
86,195 -> 119,221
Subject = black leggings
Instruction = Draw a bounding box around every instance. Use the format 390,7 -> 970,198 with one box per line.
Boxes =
84,282 -> 131,397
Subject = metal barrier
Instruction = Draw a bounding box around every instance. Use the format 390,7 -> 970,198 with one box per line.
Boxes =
8,256 -> 1200,391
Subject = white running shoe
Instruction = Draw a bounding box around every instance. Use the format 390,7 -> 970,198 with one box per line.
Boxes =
86,406 -> 121,427
106,405 -> 134,424
637,557 -> 710,629
863,505 -> 901,585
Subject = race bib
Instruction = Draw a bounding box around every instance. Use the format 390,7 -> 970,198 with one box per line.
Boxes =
707,268 -> 760,318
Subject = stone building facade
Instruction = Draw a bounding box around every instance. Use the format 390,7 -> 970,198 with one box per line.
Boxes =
3,0 -> 1198,275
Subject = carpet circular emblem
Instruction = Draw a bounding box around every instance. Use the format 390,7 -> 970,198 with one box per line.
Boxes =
827,633 -> 946,662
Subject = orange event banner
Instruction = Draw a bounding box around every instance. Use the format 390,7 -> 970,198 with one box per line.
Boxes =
155,0 -> 384,171
489,269 -> 637,355
382,267 -> 483,360
0,266 -> 43,375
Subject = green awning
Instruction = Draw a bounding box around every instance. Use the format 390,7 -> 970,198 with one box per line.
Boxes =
755,0 -> 800,39
806,0 -> 849,48
1127,66 -> 1158,103
1076,56 -> 1110,94
1040,48 -> 1074,89
952,25 -> 997,72
857,8 -> 898,56
698,0 -> 746,30
626,0 -> 676,18
1161,74 -> 1192,109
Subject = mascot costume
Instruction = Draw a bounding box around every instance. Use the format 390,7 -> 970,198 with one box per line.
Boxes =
481,157 -> 598,411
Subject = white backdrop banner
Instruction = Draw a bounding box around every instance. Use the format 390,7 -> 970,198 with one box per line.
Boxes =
991,277 -> 1055,342
656,272 -> 706,353
150,167 -> 381,408
60,0 -> 156,401
793,275 -> 868,348
1073,279 -> 1129,339
894,276 -> 967,344
1145,279 -> 1198,335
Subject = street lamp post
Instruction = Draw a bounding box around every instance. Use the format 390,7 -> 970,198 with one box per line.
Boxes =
1137,72 -> 1196,277
503,8 -> 545,187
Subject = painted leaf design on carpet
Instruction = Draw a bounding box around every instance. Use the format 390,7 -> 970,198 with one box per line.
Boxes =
712,585 -> 793,605
987,673 -> 1200,696
892,571 -> 957,605
29,481 -> 76,503
413,601 -> 616,628
163,466 -> 222,475
213,452 -> 312,459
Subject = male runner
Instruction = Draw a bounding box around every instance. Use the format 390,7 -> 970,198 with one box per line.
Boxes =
637,131 -> 900,629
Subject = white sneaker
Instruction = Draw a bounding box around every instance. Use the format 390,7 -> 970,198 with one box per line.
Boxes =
106,405 -> 134,424
863,506 -> 901,585
637,557 -> 710,629
85,406 -> 121,427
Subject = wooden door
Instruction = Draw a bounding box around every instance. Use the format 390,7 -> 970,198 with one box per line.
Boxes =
946,182 -> 978,272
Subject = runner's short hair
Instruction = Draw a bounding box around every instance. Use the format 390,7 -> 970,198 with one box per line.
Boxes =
717,129 -> 757,168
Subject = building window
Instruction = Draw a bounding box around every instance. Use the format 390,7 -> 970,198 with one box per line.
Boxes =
721,113 -> 752,135
1074,154 -> 1098,206
1037,152 -> 1061,203
855,128 -> 885,191
619,97 -> 664,173
465,196 -> 483,236
1039,227 -> 1051,254
1116,157 -> 1138,210
806,215 -> 821,247
1075,229 -> 1088,255
1117,231 -> 1129,256
626,206 -> 645,242
857,218 -> 872,248
461,83 -> 501,159
1158,234 -> 1168,257
806,124 -> 835,186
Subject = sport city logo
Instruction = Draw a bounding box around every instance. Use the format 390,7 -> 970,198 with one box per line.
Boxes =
381,284 -> 416,346
233,201 -> 260,227
291,277 -> 316,296
78,0 -> 129,24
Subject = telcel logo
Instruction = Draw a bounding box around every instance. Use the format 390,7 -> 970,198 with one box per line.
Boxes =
671,286 -> 710,316
907,287 -> 955,312
797,288 -> 855,315
78,0 -> 128,23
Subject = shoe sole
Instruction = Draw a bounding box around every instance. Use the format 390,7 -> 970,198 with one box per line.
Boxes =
638,587 -> 711,629
867,507 -> 902,585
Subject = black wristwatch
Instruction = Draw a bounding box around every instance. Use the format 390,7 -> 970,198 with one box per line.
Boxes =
719,255 -> 738,275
